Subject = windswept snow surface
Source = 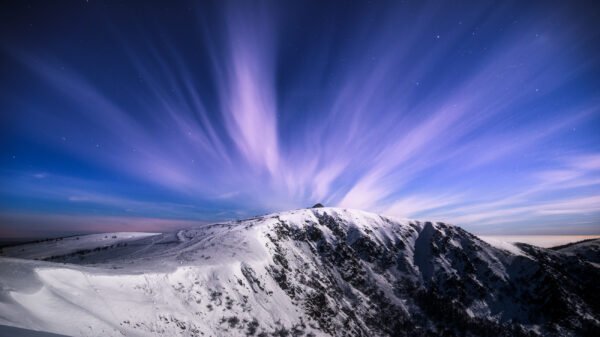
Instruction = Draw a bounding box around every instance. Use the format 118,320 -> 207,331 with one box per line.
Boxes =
0,232 -> 160,261
0,324 -> 71,337
553,238 -> 600,265
475,236 -> 529,257
478,235 -> 600,248
0,208 -> 598,337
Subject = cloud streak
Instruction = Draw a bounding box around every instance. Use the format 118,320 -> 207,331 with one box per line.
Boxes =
1,0 -> 599,235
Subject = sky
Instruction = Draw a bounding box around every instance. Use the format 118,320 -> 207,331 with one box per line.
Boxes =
1,0 -> 599,238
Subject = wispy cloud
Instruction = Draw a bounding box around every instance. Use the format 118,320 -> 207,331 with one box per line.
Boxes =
1,1 -> 599,235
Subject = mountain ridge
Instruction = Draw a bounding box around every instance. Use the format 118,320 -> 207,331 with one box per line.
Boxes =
0,207 -> 598,336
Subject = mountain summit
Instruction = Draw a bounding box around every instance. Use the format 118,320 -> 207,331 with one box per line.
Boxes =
0,207 -> 598,336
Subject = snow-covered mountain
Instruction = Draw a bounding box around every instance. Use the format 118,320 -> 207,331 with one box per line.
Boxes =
0,208 -> 598,337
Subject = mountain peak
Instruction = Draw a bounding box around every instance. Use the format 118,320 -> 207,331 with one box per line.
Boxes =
0,208 -> 598,336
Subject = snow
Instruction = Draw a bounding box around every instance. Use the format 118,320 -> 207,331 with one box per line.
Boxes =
0,232 -> 160,261
477,235 -> 600,248
477,236 -> 529,257
0,325 -> 70,337
0,209 -> 341,336
0,207 -> 597,336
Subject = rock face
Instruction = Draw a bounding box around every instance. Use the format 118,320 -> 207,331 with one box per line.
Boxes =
552,238 -> 600,264
0,208 -> 599,337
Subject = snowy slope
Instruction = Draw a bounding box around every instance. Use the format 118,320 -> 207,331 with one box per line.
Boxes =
0,232 -> 160,261
0,208 -> 598,337
478,235 -> 600,249
553,238 -> 600,265
0,324 -> 70,337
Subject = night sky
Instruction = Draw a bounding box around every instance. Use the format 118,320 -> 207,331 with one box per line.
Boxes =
1,0 -> 599,237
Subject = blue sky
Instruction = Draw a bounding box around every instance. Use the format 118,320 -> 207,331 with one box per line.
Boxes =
1,0 -> 599,237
